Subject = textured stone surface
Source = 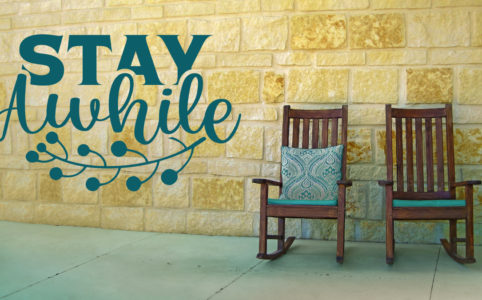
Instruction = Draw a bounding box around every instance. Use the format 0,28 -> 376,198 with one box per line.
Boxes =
62,173 -> 99,204
185,126 -> 225,158
216,0 -> 260,14
265,127 -> 282,162
242,16 -> 288,50
474,11 -> 482,46
192,177 -> 244,210
208,160 -> 260,177
367,50 -> 426,65
371,0 -> 430,9
430,49 -> 482,64
101,175 -> 152,207
459,68 -> 482,104
3,171 -> 36,201
287,69 -> 348,103
276,52 -> 312,66
346,182 -> 367,218
434,0 -> 482,7
407,11 -> 470,47
189,18 -> 240,52
226,126 -> 263,159
164,2 -> 215,17
145,209 -> 186,233
208,71 -> 259,103
234,107 -> 277,121
347,128 -> 372,163
262,72 -> 284,103
36,204 -> 100,227
290,15 -> 346,49
39,174 -> 61,203
217,54 -> 272,67
101,207 -> 144,231
297,0 -> 368,10
316,52 -> 365,66
302,219 -> 355,241
407,68 -> 453,103
153,176 -> 189,208
0,201 -> 34,223
349,14 -> 405,48
137,20 -> 186,55
454,128 -> 482,165
352,69 -> 398,103
348,105 -> 385,125
187,211 -> 253,236
261,0 -> 293,11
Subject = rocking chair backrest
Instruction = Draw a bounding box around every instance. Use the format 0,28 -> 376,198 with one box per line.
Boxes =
385,104 -> 456,200
281,105 -> 348,184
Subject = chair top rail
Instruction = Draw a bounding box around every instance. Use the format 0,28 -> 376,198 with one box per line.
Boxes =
390,107 -> 448,118
288,107 -> 344,119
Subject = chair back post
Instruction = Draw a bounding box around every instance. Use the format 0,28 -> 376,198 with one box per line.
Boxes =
341,105 -> 348,181
385,105 -> 394,182
445,104 -> 456,198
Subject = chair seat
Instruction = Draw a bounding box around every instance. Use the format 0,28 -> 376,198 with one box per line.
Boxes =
393,199 -> 466,208
268,198 -> 337,206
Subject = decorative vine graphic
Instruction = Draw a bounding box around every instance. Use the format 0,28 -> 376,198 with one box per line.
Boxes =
25,131 -> 205,191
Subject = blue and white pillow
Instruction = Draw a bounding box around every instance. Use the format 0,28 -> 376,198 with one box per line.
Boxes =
280,145 -> 343,202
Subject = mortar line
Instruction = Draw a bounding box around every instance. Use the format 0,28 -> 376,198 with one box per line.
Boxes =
429,246 -> 441,300
0,233 -> 161,299
206,260 -> 263,300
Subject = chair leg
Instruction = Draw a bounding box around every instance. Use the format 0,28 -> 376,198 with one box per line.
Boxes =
386,217 -> 394,264
257,217 -> 296,260
440,219 -> 476,264
277,218 -> 285,251
336,213 -> 345,264
257,208 -> 267,258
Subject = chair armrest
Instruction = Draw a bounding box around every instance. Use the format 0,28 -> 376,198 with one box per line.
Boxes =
252,178 -> 282,187
452,180 -> 482,187
378,180 -> 394,186
337,180 -> 352,187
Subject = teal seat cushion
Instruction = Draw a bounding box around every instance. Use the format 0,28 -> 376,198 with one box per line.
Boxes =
393,199 -> 466,208
268,198 -> 337,206
280,145 -> 343,204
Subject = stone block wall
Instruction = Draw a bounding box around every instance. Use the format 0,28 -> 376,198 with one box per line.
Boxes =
0,0 -> 481,244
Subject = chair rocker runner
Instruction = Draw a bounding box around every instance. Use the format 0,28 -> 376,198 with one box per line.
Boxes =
379,104 -> 481,264
253,105 -> 352,262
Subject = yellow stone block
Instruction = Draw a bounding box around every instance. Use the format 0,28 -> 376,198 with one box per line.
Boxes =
434,0 -> 482,7
0,18 -> 10,30
276,52 -> 312,66
102,207 -> 144,231
287,69 -> 348,103
290,15 -> 346,49
101,175 -> 152,206
138,20 -> 186,55
36,204 -> 100,227
234,107 -> 277,121
208,71 -> 260,103
13,13 -> 60,29
473,11 -> 482,46
217,0 -> 260,14
108,123 -> 147,157
407,11 -> 470,47
61,10 -> 101,25
263,72 -> 284,103
406,68 -> 453,103
164,2 -> 215,17
189,18 -> 240,52
454,106 -> 482,123
135,76 -> 158,106
72,124 -> 108,155
185,126 -> 225,157
106,0 -> 142,6
352,69 -> 398,103
348,105 -> 385,125
226,126 -> 263,159
242,16 -> 288,50
192,177 -> 244,210
459,68 -> 482,104
63,0 -> 103,10
347,128 -> 372,163
349,14 -> 405,49
261,0 -> 293,11
371,0 -> 430,9
265,127 -> 282,162
153,175 -> 189,208
62,173 -> 99,204
208,159 -> 261,177
297,0 -> 368,10
145,209 -> 186,233
367,50 -> 426,65
101,23 -> 137,56
454,128 -> 482,165
103,8 -> 131,21
187,211 -> 253,236
39,174 -> 62,203
430,49 -> 482,64
217,54 -> 272,67
132,6 -> 163,19
0,201 -> 34,223
316,52 -> 365,66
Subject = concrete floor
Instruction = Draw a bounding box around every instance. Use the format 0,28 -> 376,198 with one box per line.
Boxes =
0,221 -> 481,300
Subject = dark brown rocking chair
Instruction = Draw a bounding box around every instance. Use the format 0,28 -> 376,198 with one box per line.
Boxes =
379,104 -> 481,264
253,105 -> 351,263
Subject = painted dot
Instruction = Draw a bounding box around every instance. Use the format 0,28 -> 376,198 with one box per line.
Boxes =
37,143 -> 47,152
49,167 -> 63,180
78,144 -> 90,156
126,176 -> 142,191
86,177 -> 100,191
25,151 -> 39,162
46,132 -> 58,144
162,88 -> 172,96
161,169 -> 178,185
111,141 -> 127,157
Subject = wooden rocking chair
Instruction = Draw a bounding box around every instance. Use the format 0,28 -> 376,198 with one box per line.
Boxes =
379,104 -> 481,264
253,105 -> 351,263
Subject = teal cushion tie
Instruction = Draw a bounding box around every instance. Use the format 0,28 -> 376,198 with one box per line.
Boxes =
393,199 -> 466,208
268,198 -> 338,206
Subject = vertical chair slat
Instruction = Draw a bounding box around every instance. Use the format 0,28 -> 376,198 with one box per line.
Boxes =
425,118 -> 434,192
406,118 -> 414,192
435,117 -> 445,192
312,119 -> 319,148
331,118 -> 338,146
395,118 -> 404,192
321,119 -> 329,148
415,118 -> 424,192
292,118 -> 300,148
302,118 -> 310,148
